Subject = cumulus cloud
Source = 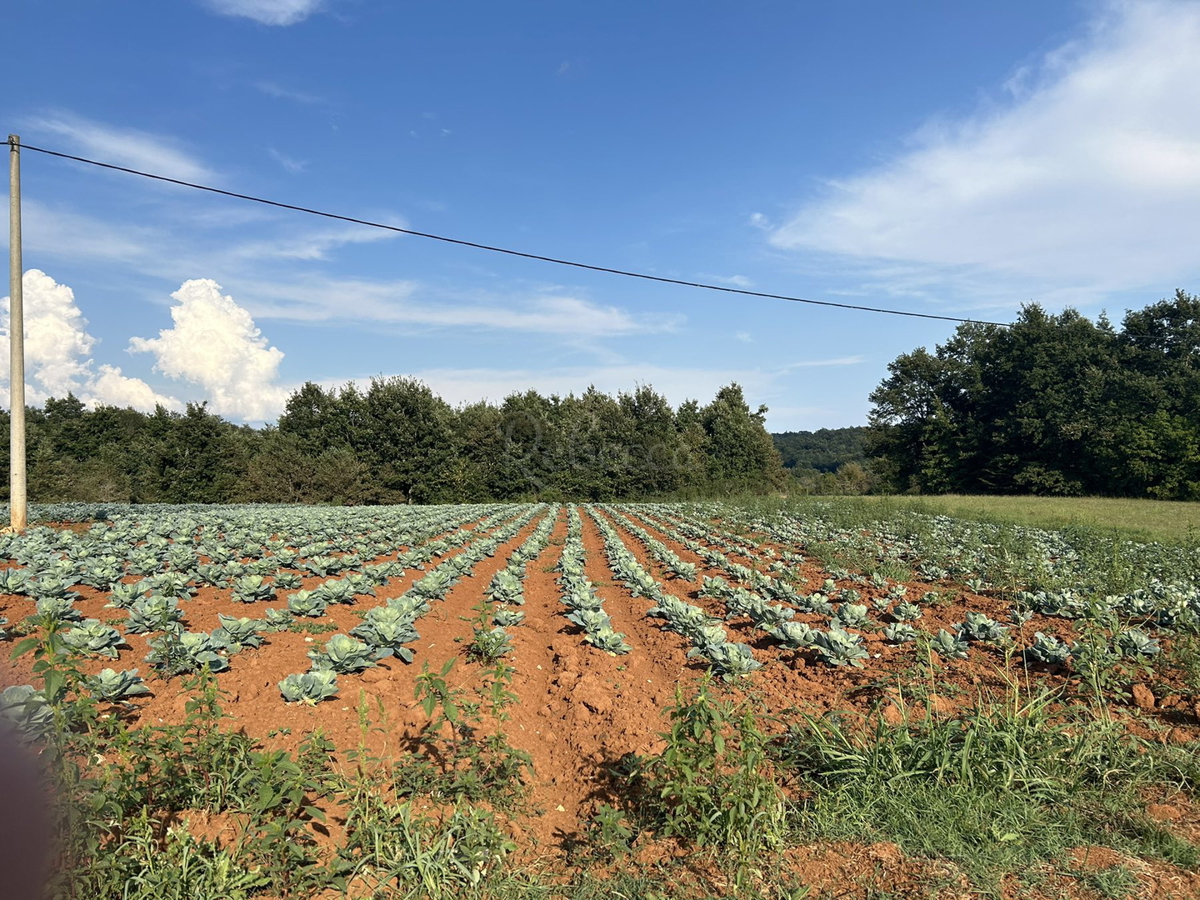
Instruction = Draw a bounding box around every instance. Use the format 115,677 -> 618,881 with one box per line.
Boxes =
26,112 -> 215,182
0,270 -> 180,411
82,365 -> 180,412
129,279 -> 288,421
770,0 -> 1200,302
204,0 -> 323,25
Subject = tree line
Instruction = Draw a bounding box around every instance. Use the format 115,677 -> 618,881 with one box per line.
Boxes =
869,289 -> 1200,500
0,381 -> 785,505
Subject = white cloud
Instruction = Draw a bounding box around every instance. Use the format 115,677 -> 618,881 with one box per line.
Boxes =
779,355 -> 864,372
707,274 -> 754,288
0,270 -> 180,411
205,0 -> 323,25
268,148 -> 307,174
26,112 -> 215,182
235,275 -> 683,334
2,269 -> 95,400
735,331 -> 752,343
256,81 -> 324,104
770,1 -> 1200,301
82,365 -> 181,412
234,222 -> 398,261
22,200 -> 156,263
129,279 -> 288,421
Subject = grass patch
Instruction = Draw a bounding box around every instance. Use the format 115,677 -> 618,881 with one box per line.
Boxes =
857,494 -> 1200,545
777,688 -> 1199,896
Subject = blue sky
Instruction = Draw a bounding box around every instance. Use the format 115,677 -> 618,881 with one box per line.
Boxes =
4,0 -> 1199,429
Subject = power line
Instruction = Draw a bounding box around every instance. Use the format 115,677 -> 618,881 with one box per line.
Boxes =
15,139 -> 1012,327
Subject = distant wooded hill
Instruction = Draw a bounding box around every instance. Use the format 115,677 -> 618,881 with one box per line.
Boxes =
771,426 -> 869,472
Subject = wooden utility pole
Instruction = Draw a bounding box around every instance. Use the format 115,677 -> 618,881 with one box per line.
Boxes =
8,135 -> 26,531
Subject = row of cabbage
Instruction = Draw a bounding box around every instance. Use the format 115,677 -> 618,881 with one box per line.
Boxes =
556,508 -> 631,654
278,506 -> 551,703
634,504 -> 1175,670
0,505 -> 542,726
585,506 -> 759,679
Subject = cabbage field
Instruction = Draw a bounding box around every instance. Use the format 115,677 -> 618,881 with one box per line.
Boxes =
2,500 -> 1199,899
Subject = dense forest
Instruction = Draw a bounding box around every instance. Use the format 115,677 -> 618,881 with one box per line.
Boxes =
869,289 -> 1200,500
770,426 -> 873,496
0,382 -> 785,505
772,427 -> 869,473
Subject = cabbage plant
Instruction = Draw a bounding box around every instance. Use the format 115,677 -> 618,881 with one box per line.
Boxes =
62,620 -> 125,658
1023,632 -> 1072,665
687,641 -> 761,681
307,633 -> 387,673
883,622 -> 919,644
0,685 -> 53,742
1115,628 -> 1161,658
126,595 -> 184,633
232,575 -> 275,603
957,611 -> 1007,643
211,615 -> 265,652
813,627 -> 869,667
86,668 -> 151,702
287,590 -> 329,618
146,630 -> 230,674
350,608 -> 420,663
930,628 -> 970,659
279,670 -> 339,705
771,620 -> 819,650
584,626 -> 631,655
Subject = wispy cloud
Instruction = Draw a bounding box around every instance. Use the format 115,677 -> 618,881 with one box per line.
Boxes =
770,1 -> 1200,305
256,81 -> 325,104
778,355 -> 864,372
233,222 -> 398,261
25,112 -> 215,182
706,273 -> 754,288
203,0 -> 323,26
23,200 -> 155,264
267,147 -> 307,173
236,276 -> 685,334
